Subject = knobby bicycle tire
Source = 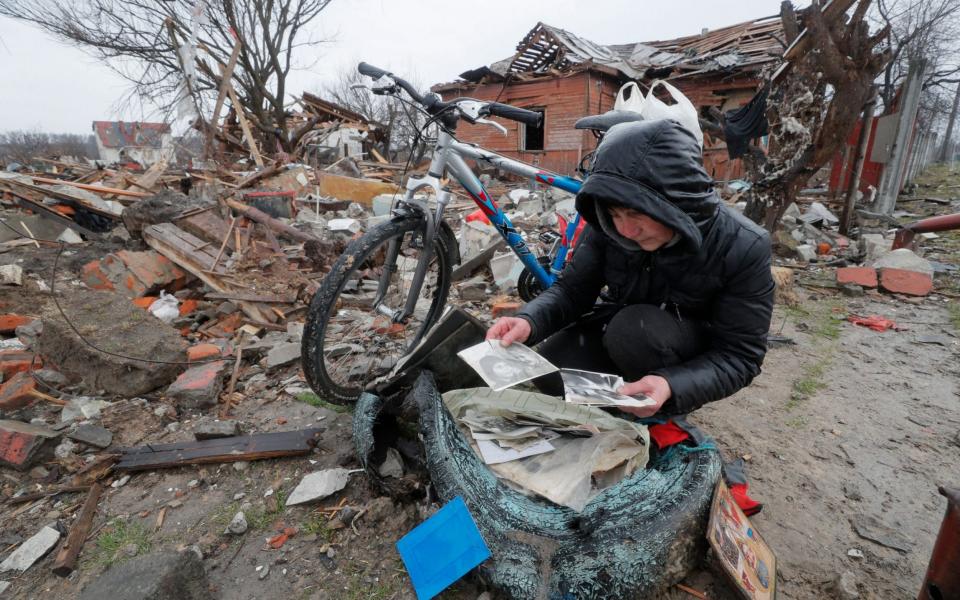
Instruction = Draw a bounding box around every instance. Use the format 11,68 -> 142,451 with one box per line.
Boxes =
301,216 -> 454,404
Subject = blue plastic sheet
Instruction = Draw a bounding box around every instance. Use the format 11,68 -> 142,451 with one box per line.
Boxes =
396,496 -> 491,599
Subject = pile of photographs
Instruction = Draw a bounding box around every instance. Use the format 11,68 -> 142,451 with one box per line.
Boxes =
457,340 -> 656,410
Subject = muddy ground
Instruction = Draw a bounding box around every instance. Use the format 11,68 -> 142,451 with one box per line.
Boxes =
1,176 -> 959,599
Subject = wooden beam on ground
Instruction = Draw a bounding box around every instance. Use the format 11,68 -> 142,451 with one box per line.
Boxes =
224,198 -> 320,244
30,177 -> 150,198
52,483 -> 104,577
204,291 -> 297,303
227,85 -> 265,167
116,428 -> 323,471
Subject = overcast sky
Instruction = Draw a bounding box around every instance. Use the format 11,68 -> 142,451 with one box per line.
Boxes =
0,0 -> 789,135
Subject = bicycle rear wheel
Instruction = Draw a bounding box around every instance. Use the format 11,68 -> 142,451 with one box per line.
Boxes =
302,216 -> 453,404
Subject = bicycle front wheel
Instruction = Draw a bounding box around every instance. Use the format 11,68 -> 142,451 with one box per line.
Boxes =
301,216 -> 453,404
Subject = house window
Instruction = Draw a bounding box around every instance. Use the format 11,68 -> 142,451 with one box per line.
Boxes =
519,108 -> 546,152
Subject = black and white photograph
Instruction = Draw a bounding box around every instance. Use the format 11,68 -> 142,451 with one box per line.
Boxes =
560,369 -> 657,409
457,340 -> 558,391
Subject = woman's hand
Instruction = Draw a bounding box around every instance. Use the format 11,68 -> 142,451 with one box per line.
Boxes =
617,375 -> 671,418
486,317 -> 531,347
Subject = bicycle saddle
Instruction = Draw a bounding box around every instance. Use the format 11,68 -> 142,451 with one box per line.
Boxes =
574,110 -> 645,132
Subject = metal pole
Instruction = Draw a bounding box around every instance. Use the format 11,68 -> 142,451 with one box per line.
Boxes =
840,88 -> 878,235
939,83 -> 960,163
874,59 -> 927,214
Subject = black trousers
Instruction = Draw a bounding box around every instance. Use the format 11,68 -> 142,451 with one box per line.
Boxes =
532,304 -> 707,396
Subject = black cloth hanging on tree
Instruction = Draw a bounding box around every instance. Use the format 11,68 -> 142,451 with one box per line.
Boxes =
723,86 -> 769,160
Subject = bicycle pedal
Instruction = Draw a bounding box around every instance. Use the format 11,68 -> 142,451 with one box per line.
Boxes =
539,230 -> 561,245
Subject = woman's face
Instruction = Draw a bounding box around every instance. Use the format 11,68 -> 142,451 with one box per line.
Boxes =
490,360 -> 524,381
608,206 -> 674,251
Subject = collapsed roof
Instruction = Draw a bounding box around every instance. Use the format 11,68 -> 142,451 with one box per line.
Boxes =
92,121 -> 172,149
439,16 -> 785,89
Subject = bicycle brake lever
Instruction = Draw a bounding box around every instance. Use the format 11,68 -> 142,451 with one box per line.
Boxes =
476,118 -> 507,135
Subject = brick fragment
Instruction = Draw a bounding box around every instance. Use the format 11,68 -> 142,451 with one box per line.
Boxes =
492,301 -> 522,319
878,268 -> 933,297
187,343 -> 222,362
166,360 -> 228,408
0,350 -> 38,379
0,419 -> 58,471
0,371 -> 39,411
836,267 -> 878,289
0,314 -> 32,334
83,251 -> 187,298
132,296 -> 157,310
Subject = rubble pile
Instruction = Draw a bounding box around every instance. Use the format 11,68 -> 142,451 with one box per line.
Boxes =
0,137 -> 579,596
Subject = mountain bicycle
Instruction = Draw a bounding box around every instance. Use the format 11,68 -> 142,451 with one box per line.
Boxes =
301,62 -> 637,403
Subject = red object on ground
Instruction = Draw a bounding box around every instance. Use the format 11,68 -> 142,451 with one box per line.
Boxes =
132,296 -> 157,310
179,299 -> 200,316
0,419 -> 52,470
648,421 -> 690,448
0,371 -> 40,411
83,250 -> 187,298
268,527 -> 297,549
465,209 -> 491,225
847,314 -> 899,332
0,314 -> 32,334
836,266 -> 878,288
878,268 -> 933,296
0,350 -> 38,379
186,343 -> 222,362
817,242 -> 832,255
729,483 -> 763,517
492,301 -> 522,319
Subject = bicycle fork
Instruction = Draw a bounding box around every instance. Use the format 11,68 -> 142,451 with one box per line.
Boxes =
372,185 -> 452,324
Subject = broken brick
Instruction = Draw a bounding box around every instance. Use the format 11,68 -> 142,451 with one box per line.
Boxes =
879,268 -> 933,297
0,419 -> 58,471
81,260 -> 115,291
0,371 -> 40,411
836,267 -> 878,289
132,296 -> 157,310
179,299 -> 200,316
0,314 -> 33,334
187,343 -> 222,362
492,301 -> 522,319
84,251 -> 187,298
0,350 -> 38,379
166,360 -> 228,408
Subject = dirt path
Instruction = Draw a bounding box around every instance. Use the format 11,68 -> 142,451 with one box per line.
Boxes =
685,294 -> 960,599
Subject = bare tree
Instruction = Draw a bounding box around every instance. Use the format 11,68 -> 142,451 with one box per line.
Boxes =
322,66 -> 431,164
735,0 -> 891,229
0,0 -> 333,152
0,130 -> 97,164
875,0 -> 960,109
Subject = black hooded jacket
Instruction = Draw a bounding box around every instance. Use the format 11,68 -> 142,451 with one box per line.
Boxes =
516,119 -> 774,413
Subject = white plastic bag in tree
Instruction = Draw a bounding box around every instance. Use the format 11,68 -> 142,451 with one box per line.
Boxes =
640,80 -> 703,148
149,291 -> 180,324
613,82 -> 645,113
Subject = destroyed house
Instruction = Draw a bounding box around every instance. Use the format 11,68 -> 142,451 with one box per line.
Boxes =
92,121 -> 173,166
297,92 -> 387,163
433,17 -> 784,179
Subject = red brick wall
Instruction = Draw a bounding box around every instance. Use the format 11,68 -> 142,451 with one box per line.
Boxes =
440,71 -> 621,176
441,71 -> 763,182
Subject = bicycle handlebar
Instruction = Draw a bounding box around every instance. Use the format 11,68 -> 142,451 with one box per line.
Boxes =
357,62 -> 543,128
357,61 -> 426,105
486,102 -> 542,127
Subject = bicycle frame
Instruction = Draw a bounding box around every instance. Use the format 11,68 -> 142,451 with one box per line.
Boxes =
384,129 -> 584,321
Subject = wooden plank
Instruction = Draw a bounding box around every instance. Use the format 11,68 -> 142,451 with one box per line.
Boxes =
206,39 -> 243,157
369,147 -> 389,164
175,209 -> 236,249
52,483 -> 104,577
143,223 -> 272,323
30,177 -> 149,198
116,428 -> 323,471
227,85 -> 265,167
204,291 -> 297,303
